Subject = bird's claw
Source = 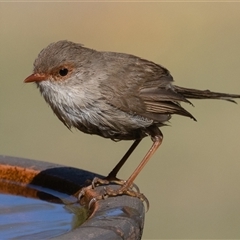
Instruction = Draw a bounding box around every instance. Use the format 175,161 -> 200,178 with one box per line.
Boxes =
102,185 -> 149,212
77,185 -> 103,210
78,180 -> 149,212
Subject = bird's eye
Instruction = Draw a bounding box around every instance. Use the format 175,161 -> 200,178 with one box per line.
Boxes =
59,68 -> 69,76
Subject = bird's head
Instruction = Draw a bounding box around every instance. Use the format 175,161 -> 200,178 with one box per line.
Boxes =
24,40 -> 91,86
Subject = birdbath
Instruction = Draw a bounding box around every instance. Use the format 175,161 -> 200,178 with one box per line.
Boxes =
0,155 -> 145,240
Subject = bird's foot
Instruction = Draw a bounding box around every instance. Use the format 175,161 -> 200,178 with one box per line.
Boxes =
77,178 -> 149,211
77,184 -> 104,211
91,176 -> 140,193
102,184 -> 149,211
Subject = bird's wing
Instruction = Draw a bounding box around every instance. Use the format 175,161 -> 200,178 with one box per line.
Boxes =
99,53 -> 195,122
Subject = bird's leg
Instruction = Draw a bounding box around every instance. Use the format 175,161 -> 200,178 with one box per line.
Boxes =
121,130 -> 162,190
78,139 -> 142,208
79,127 -> 163,210
104,127 -> 163,199
107,139 -> 142,180
92,139 -> 142,188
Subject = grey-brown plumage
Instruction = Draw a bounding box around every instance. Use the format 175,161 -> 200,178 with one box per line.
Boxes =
24,40 -> 240,201
25,40 -> 240,141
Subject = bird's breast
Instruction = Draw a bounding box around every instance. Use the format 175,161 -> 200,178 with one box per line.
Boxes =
37,80 -> 153,140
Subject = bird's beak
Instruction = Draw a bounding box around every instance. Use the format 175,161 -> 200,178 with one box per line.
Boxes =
24,73 -> 47,83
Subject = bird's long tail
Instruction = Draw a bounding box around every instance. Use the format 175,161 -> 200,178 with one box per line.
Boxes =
174,86 -> 240,103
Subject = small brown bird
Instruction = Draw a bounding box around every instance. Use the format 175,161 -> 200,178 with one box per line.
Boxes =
24,40 -> 240,202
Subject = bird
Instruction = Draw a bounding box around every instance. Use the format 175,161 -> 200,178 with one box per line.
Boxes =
24,40 -> 240,204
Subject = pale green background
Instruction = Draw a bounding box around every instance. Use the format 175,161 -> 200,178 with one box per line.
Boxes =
1,2 -> 240,239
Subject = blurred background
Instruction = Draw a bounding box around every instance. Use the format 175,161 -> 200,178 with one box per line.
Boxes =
1,2 -> 240,239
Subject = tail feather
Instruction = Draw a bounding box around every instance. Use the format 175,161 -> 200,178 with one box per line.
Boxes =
174,86 -> 240,103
